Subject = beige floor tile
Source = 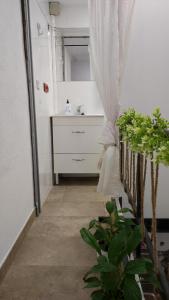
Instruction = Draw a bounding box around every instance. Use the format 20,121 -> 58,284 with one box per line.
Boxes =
0,293 -> 90,300
0,182 -> 107,299
0,266 -> 90,300
42,201 -> 106,217
27,216 -> 92,238
46,190 -> 65,202
13,235 -> 96,267
65,185 -> 97,192
63,190 -> 109,202
51,186 -> 66,192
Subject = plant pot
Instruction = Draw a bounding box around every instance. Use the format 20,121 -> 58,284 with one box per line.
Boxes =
144,293 -> 157,300
144,293 -> 161,300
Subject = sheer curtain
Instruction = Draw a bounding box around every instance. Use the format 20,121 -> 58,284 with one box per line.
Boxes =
88,0 -> 135,195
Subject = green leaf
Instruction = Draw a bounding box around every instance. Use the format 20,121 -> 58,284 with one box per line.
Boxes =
125,259 -> 152,275
91,290 -> 105,300
108,230 -> 127,265
119,208 -> 134,215
126,225 -> 142,255
106,201 -> 116,215
94,226 -> 109,244
94,229 -> 105,241
91,262 -> 116,273
101,271 -> 119,291
84,277 -> 101,288
98,216 -> 111,225
89,219 -> 97,230
83,256 -> 116,276
97,255 -> 108,265
80,228 -> 101,255
123,218 -> 135,226
87,255 -> 117,273
143,258 -> 154,271
91,290 -> 104,300
123,276 -> 142,300
83,269 -> 94,281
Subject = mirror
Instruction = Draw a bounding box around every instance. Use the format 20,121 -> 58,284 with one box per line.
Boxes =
63,36 -> 92,81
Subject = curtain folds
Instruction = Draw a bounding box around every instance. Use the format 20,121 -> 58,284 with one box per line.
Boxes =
88,0 -> 135,195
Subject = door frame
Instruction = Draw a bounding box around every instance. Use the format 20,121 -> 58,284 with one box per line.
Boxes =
20,0 -> 41,215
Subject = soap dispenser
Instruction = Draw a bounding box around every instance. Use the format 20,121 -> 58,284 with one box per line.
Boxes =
65,99 -> 72,115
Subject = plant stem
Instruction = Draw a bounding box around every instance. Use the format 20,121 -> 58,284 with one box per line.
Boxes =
132,152 -> 136,215
155,163 -> 159,206
140,154 -> 145,239
151,158 -> 159,272
129,150 -> 132,192
143,157 -> 147,189
154,163 -> 159,271
141,156 -> 147,239
125,142 -> 129,189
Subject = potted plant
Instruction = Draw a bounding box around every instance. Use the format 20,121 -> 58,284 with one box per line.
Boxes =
80,201 -> 159,300
117,108 -> 169,271
117,109 -> 149,237
145,108 -> 169,270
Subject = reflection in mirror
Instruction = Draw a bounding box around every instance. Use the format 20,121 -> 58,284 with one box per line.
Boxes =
63,36 -> 91,81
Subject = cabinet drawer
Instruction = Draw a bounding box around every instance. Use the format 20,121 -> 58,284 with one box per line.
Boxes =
54,154 -> 100,173
53,125 -> 103,154
52,116 -> 104,126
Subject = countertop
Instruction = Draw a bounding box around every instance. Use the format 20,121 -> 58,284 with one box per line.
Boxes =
51,114 -> 104,118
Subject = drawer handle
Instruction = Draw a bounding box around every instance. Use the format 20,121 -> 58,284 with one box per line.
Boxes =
72,159 -> 86,162
72,131 -> 85,134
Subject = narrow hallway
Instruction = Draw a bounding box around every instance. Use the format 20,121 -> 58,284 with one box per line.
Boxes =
0,182 -> 108,300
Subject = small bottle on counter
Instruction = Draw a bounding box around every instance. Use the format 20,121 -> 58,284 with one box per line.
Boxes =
65,99 -> 72,115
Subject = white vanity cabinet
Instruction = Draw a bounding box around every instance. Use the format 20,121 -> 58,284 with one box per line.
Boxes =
51,115 -> 104,184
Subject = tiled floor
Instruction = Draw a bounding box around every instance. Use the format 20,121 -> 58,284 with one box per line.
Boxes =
0,183 -> 109,300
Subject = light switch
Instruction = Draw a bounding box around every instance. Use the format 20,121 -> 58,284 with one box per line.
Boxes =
36,80 -> 40,90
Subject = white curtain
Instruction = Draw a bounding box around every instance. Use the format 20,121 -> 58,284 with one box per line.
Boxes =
88,0 -> 135,195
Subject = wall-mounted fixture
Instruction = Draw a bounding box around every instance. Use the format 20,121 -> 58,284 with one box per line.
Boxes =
43,83 -> 49,93
48,24 -> 50,36
49,2 -> 61,16
36,80 -> 40,90
37,23 -> 43,36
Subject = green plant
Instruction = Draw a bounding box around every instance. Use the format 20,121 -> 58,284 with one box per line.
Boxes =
117,109 -> 150,238
157,141 -> 169,165
116,108 -> 137,136
117,107 -> 169,161
80,201 -> 159,300
117,108 -> 169,269
83,201 -> 135,252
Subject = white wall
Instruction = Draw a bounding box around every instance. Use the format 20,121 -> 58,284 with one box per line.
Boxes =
57,81 -> 103,115
121,0 -> 169,218
53,3 -> 103,115
30,0 -> 54,203
0,0 -> 34,267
